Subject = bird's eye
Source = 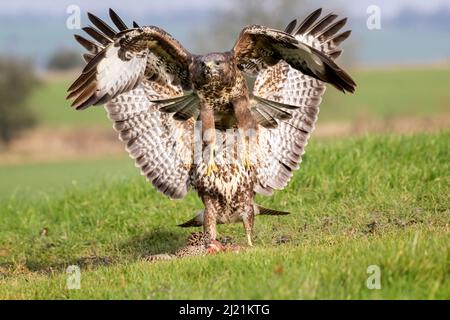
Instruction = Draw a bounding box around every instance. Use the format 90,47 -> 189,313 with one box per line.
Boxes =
215,61 -> 221,66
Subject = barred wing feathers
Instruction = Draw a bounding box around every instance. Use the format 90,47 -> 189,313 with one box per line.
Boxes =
232,17 -> 355,94
67,9 -> 192,110
106,84 -> 194,199
68,9 -> 194,199
254,9 -> 354,196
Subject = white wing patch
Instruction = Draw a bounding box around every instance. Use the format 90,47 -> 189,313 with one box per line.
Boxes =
96,44 -> 147,100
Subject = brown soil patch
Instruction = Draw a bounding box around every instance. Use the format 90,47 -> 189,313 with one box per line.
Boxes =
0,127 -> 123,165
0,114 -> 448,165
315,113 -> 450,139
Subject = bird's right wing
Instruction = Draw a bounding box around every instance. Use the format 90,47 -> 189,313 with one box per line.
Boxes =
67,9 -> 197,199
106,83 -> 196,199
67,9 -> 193,110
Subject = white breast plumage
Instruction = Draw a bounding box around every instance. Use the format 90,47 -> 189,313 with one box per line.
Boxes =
194,161 -> 253,202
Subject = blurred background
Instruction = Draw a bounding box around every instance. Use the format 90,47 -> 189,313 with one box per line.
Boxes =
0,0 -> 449,200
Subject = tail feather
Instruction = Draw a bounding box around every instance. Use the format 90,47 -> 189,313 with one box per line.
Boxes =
177,217 -> 202,228
256,205 -> 290,216
177,205 -> 290,228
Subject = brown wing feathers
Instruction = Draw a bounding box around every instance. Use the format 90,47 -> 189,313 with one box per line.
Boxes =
287,8 -> 352,62
108,8 -> 128,31
254,9 -> 355,195
68,9 -> 128,109
294,8 -> 323,35
318,18 -> 348,41
67,9 -> 191,110
284,19 -> 297,34
289,10 -> 355,93
284,8 -> 353,94
87,12 -> 117,38
234,9 -> 356,95
307,13 -> 338,36
81,26 -> 111,46
286,10 -> 352,61
245,10 -> 355,129
73,35 -> 100,54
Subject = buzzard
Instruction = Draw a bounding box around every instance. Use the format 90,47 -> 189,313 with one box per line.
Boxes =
67,8 -> 356,253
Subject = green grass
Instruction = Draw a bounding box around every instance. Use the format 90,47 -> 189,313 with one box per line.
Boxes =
0,157 -> 136,200
0,131 -> 448,299
320,67 -> 450,122
27,78 -> 109,127
28,67 -> 450,128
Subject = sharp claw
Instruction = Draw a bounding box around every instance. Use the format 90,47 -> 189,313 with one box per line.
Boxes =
243,154 -> 253,171
205,143 -> 219,176
205,161 -> 218,176
244,161 -> 253,171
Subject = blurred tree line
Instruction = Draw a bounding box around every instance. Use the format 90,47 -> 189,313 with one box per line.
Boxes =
0,56 -> 39,147
47,49 -> 84,71
0,47 -> 82,148
192,0 -> 311,52
191,0 -> 355,67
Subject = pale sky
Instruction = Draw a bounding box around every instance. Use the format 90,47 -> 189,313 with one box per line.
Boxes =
1,0 -> 450,65
1,0 -> 450,17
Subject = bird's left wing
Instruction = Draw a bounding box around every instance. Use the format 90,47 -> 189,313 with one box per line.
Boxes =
251,9 -> 355,196
232,17 -> 355,128
232,23 -> 355,94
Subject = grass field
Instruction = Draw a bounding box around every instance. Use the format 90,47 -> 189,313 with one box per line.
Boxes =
322,67 -> 450,121
1,131 -> 448,299
28,67 -> 450,128
0,156 -> 135,200
27,78 -> 109,128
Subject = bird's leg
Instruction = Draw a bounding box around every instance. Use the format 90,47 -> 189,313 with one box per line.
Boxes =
233,96 -> 256,171
201,104 -> 218,176
241,205 -> 255,247
202,196 -> 223,254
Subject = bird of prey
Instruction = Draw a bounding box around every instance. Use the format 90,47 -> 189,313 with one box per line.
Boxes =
67,8 -> 356,253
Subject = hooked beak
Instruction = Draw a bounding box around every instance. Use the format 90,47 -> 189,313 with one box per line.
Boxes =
205,61 -> 220,78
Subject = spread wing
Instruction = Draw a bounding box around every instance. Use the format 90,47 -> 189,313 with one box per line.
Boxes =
107,83 -> 195,199
254,9 -> 354,196
232,17 -> 355,94
232,9 -> 355,128
67,9 -> 195,199
67,9 -> 193,111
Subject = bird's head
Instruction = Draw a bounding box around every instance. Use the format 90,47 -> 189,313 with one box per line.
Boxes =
196,52 -> 235,84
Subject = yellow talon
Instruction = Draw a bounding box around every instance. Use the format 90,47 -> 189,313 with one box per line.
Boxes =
206,160 -> 218,176
205,143 -> 218,176
243,153 -> 253,171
